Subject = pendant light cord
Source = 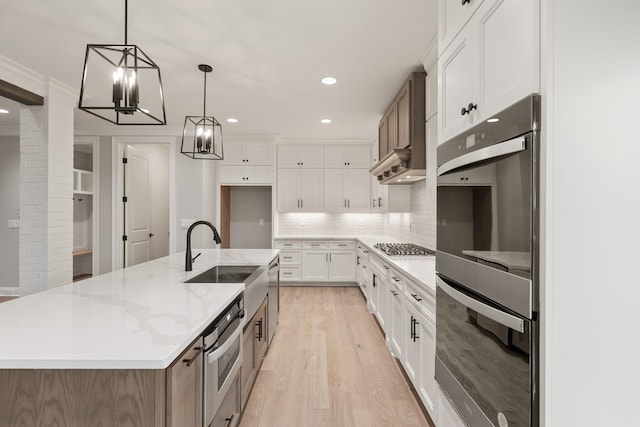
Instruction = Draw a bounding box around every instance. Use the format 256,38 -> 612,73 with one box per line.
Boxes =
203,70 -> 207,117
124,0 -> 128,45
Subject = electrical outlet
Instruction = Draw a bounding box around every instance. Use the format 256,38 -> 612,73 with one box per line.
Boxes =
298,215 -> 305,226
181,219 -> 195,229
357,217 -> 364,227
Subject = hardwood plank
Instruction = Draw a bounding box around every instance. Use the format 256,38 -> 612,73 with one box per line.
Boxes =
239,287 -> 434,427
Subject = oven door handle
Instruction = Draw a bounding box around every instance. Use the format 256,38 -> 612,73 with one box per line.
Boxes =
206,325 -> 242,365
436,276 -> 525,333
437,135 -> 526,176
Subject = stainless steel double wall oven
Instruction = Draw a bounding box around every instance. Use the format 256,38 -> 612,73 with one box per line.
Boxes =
436,95 -> 540,427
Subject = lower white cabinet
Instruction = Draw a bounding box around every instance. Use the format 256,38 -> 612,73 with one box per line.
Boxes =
389,280 -> 405,360
275,239 -> 356,283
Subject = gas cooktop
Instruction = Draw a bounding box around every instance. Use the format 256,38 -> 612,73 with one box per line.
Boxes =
374,243 -> 435,256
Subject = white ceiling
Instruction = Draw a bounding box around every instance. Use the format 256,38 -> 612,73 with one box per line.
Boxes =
0,0 -> 437,140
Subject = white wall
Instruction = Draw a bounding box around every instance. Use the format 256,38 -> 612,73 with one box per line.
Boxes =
97,137 -> 112,274
0,136 -> 20,288
541,1 -> 640,426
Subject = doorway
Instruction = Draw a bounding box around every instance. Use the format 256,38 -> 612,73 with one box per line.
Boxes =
114,137 -> 175,269
220,186 -> 272,249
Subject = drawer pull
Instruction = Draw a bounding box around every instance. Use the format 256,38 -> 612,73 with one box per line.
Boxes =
284,256 -> 293,259
182,346 -> 203,367
411,293 -> 423,302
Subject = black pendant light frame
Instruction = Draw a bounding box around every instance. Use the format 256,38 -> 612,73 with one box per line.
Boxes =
180,64 -> 224,160
78,0 -> 167,125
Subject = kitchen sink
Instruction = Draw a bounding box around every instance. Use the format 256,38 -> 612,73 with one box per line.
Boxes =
184,265 -> 261,284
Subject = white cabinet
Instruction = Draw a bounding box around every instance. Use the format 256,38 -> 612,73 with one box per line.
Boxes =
389,280 -> 406,360
403,305 -> 437,415
438,0 -> 539,144
277,145 -> 324,168
300,240 -> 355,282
218,165 -> 272,184
323,145 -> 371,169
276,168 -> 323,211
274,240 -> 302,282
371,181 -> 411,212
221,142 -> 273,166
438,0 -> 486,55
328,250 -> 356,282
301,250 -> 329,281
73,169 -> 93,194
369,256 -> 389,332
324,169 -> 371,211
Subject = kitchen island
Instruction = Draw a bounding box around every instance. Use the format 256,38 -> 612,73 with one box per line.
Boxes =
0,248 -> 279,427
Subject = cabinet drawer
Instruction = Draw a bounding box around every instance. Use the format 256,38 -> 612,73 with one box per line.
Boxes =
387,269 -> 405,293
280,250 -> 301,265
404,277 -> 436,319
280,267 -> 301,281
274,240 -> 301,249
302,240 -> 328,249
329,241 -> 355,250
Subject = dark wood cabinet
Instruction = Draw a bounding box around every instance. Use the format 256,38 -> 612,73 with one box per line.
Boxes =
166,338 -> 204,427
240,297 -> 269,409
377,72 -> 426,159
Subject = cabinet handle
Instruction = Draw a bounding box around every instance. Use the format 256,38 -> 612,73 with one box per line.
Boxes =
256,319 -> 263,341
373,274 -> 377,288
373,198 -> 377,208
182,346 -> 203,367
330,253 -> 332,262
411,293 -> 423,302
378,197 -> 382,208
357,255 -> 360,265
344,199 -> 347,208
413,318 -> 420,342
283,272 -> 292,275
224,414 -> 235,427
461,103 -> 478,116
462,0 -> 471,4
391,290 -> 398,296
301,199 -> 303,208
348,199 -> 350,208
410,316 -> 415,340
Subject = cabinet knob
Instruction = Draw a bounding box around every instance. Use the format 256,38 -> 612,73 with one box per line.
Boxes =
461,103 -> 478,116
462,0 -> 471,4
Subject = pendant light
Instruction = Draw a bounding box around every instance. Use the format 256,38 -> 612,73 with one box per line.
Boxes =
180,64 -> 224,160
78,0 -> 166,125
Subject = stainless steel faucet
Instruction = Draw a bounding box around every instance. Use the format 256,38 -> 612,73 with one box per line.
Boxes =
185,220 -> 222,271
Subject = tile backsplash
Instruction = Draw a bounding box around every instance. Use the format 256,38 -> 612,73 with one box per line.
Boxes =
276,180 -> 436,249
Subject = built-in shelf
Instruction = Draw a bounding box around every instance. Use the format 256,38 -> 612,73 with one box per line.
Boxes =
73,169 -> 93,194
73,249 -> 93,257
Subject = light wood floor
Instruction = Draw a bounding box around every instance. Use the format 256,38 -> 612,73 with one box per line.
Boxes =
239,287 -> 434,427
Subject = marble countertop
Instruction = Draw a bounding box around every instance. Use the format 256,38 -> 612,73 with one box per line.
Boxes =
0,249 -> 279,370
275,235 -> 436,293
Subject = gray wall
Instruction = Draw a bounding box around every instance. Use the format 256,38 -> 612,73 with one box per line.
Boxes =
0,136 -> 20,287
230,186 -> 272,249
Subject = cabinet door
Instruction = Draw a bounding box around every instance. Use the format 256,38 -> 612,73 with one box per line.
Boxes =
220,144 -> 245,165
396,80 -> 412,149
390,287 -> 405,360
241,322 -> 256,409
254,299 -> 268,363
298,145 -> 324,168
301,250 -> 328,281
167,338 -> 203,427
277,146 -> 301,168
346,145 -> 372,168
417,311 -> 437,416
346,169 -> 372,210
219,165 -> 246,184
439,0 -> 486,55
323,146 -> 347,168
245,166 -> 273,184
244,143 -> 273,166
378,120 -> 389,160
328,250 -> 355,282
277,169 -> 299,211
477,0 -> 539,120
299,168 -> 323,211
438,30 -> 477,144
404,308 -> 420,386
376,274 -> 389,332
323,169 -> 347,211
369,271 -> 379,314
387,105 -> 398,151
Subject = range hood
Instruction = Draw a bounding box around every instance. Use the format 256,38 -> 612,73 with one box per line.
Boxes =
369,147 -> 426,185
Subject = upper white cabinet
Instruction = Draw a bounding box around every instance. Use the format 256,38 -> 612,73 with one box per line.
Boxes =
438,0 -> 486,55
219,142 -> 273,184
323,169 -> 371,212
221,142 -> 273,166
277,145 -> 323,168
324,145 -> 371,169
438,0 -> 539,143
276,168 -> 323,211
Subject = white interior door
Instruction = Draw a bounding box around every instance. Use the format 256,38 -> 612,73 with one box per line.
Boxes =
125,145 -> 151,267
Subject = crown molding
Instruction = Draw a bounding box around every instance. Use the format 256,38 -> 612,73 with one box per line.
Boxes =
0,55 -> 45,97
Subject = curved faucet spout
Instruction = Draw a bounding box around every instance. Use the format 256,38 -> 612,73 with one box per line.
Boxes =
185,220 -> 222,271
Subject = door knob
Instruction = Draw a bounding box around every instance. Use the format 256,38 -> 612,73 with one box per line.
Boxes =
149,233 -> 155,237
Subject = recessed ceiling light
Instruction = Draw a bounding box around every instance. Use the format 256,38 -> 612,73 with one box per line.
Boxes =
0,109 -> 9,114
321,119 -> 332,124
321,77 -> 337,85
487,118 -> 499,123
226,118 -> 238,123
